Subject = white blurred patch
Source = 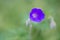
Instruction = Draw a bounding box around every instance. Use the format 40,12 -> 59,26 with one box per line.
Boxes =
26,18 -> 32,28
26,18 -> 30,26
48,16 -> 56,29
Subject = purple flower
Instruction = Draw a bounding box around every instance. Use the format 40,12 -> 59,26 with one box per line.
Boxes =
30,8 -> 45,22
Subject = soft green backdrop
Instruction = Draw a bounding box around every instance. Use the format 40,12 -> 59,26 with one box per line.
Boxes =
0,0 -> 60,40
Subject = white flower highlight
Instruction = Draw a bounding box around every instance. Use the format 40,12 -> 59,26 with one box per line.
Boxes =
26,18 -> 30,26
48,16 -> 56,29
32,13 -> 37,18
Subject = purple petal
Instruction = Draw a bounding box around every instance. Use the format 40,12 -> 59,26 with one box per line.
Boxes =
30,8 -> 45,22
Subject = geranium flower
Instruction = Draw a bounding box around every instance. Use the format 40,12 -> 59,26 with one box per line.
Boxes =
30,8 -> 45,22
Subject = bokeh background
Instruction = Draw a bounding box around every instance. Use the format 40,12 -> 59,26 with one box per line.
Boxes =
0,0 -> 60,40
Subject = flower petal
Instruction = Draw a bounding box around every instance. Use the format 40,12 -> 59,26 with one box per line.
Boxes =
30,8 -> 45,22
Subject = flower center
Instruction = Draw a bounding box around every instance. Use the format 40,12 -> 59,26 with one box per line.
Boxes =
32,13 -> 37,18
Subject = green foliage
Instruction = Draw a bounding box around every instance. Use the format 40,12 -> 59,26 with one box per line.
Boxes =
0,0 -> 60,40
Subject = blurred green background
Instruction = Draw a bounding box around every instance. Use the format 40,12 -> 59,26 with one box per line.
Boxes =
0,0 -> 60,40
